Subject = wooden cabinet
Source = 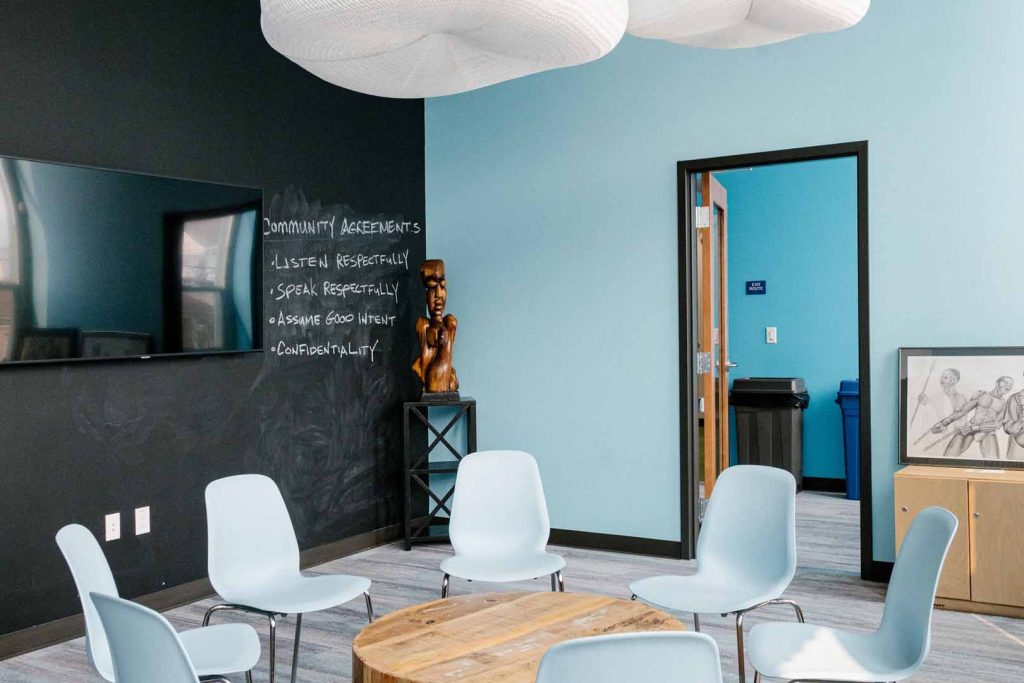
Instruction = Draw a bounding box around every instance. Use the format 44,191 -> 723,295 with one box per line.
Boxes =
894,473 -> 969,599
969,480 -> 1024,607
894,466 -> 1024,617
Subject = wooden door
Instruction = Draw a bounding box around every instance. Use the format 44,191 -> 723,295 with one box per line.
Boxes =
894,474 -> 970,600
970,480 -> 1024,606
698,173 -> 730,499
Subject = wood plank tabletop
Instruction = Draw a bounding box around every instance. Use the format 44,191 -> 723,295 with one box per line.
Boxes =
352,591 -> 686,683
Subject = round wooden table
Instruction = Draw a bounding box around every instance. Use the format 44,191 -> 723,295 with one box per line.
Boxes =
352,591 -> 686,683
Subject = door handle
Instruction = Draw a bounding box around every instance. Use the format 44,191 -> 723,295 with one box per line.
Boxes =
725,361 -> 738,369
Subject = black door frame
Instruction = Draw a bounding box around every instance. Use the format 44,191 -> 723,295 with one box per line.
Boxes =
677,141 -> 887,581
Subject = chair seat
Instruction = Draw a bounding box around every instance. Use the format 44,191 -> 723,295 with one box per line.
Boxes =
179,624 -> 261,676
629,573 -> 787,614
440,551 -> 566,583
747,622 -> 915,682
218,573 -> 371,615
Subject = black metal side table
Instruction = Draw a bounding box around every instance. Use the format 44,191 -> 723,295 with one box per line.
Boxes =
402,397 -> 477,549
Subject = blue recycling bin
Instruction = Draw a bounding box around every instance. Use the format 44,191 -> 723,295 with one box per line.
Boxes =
836,379 -> 860,500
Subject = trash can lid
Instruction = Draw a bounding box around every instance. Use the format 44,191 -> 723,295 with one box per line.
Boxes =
731,377 -> 806,394
838,378 -> 859,396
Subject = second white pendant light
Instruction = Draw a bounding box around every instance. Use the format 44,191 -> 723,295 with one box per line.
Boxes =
627,0 -> 870,49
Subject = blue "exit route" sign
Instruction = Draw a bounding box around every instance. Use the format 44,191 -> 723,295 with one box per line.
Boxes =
746,280 -> 766,295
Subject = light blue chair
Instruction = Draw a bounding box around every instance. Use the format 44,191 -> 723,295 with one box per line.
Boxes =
440,451 -> 566,597
747,506 -> 957,683
630,465 -> 803,683
56,524 -> 259,683
536,632 -> 723,683
92,592 -> 215,683
203,474 -> 373,683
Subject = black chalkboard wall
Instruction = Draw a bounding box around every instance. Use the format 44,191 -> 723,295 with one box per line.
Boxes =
0,1 -> 425,638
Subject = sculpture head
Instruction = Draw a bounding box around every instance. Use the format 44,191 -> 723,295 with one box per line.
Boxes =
421,259 -> 447,321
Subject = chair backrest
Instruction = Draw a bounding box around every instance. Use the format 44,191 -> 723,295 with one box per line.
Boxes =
877,506 -> 957,671
449,451 -> 551,559
696,465 -> 796,587
55,524 -> 119,681
536,632 -> 722,683
92,593 -> 199,683
205,474 -> 300,596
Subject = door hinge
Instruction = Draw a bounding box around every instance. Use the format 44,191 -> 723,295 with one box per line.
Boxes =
695,206 -> 710,229
696,351 -> 713,374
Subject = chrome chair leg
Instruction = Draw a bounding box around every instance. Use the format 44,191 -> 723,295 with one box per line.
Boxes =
203,603 -> 286,683
246,672 -> 253,683
693,613 -> 701,632
555,570 -> 564,592
630,594 -> 637,601
736,611 -> 747,683
752,672 -> 761,683
733,598 -> 806,683
770,598 -> 805,623
268,614 -> 277,683
550,573 -> 557,591
364,592 -> 374,623
441,573 -> 450,598
202,603 -> 242,627
289,613 -> 301,683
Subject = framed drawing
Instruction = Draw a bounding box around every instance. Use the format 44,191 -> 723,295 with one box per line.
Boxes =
900,347 -> 1024,467
80,331 -> 153,358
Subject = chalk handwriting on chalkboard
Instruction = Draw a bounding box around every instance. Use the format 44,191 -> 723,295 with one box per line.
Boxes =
262,188 -> 420,364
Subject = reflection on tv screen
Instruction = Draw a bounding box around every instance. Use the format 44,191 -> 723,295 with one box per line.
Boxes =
0,156 -> 262,364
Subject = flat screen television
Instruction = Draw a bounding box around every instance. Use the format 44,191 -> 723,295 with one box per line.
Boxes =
0,155 -> 262,364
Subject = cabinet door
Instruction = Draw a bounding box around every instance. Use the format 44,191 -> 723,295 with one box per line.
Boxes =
894,475 -> 970,600
970,481 -> 1024,606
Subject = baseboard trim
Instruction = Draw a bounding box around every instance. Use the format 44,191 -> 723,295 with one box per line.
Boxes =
550,528 -> 682,559
0,521 -> 404,661
934,596 -> 1024,619
863,560 -> 893,583
802,476 -> 847,493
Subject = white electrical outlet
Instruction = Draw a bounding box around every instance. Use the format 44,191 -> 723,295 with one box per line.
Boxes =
766,326 -> 778,344
135,506 -> 151,535
105,513 -> 121,541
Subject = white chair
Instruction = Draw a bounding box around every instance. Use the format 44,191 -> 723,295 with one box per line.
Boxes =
440,450 -> 565,597
203,474 -> 372,683
55,524 -> 259,683
93,592 -> 218,683
536,631 -> 723,683
629,465 -> 803,683
747,506 -> 958,683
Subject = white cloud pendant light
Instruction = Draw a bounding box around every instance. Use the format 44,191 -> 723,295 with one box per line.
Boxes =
627,0 -> 870,49
261,0 -> 629,99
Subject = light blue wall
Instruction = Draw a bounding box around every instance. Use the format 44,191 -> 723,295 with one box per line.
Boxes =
426,0 -> 1024,559
719,159 -> 857,479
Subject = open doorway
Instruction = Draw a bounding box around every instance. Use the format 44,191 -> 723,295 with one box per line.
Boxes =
678,143 -> 880,581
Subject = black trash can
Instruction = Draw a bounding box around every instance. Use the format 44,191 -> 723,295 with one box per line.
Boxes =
731,378 -> 810,488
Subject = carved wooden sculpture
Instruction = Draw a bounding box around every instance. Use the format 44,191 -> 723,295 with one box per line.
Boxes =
413,259 -> 459,398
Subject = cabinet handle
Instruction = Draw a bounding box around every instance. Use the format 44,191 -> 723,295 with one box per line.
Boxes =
901,506 -> 909,512
973,511 -> 980,518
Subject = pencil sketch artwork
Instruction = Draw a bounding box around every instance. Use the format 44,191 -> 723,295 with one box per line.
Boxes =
902,350 -> 1024,464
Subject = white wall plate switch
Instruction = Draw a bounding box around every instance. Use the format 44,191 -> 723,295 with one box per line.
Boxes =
766,326 -> 778,344
135,506 -> 151,535
105,512 -> 121,541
